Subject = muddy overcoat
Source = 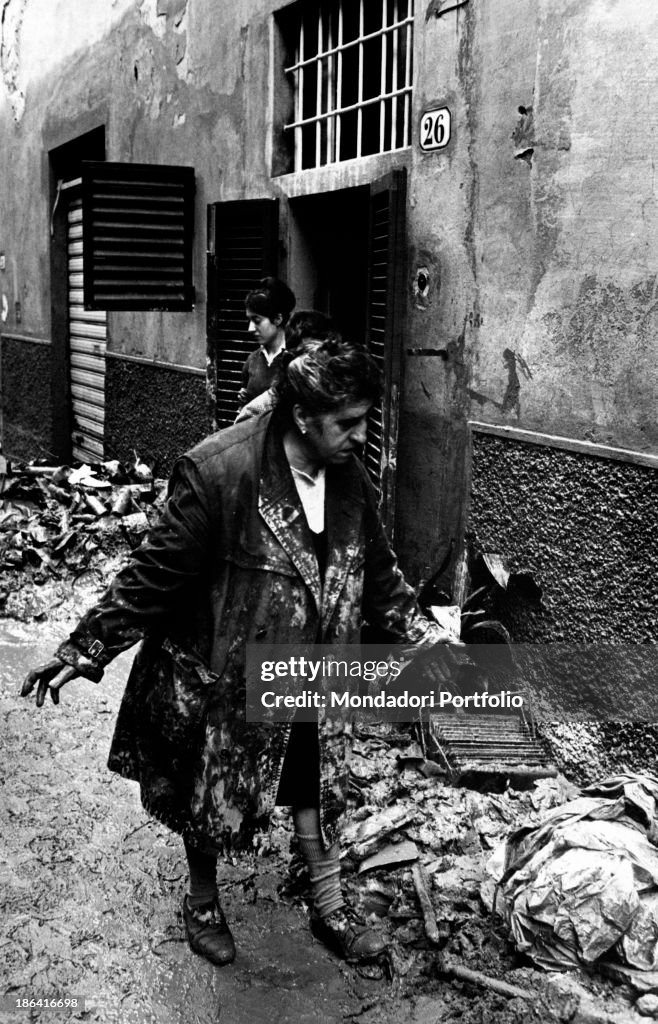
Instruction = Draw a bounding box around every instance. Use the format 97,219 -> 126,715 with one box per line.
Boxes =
56,412 -> 442,852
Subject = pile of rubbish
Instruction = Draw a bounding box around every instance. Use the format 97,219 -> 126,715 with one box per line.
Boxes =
272,736 -> 658,1019
0,456 -> 166,622
277,728 -> 575,1000
485,773 -> 658,991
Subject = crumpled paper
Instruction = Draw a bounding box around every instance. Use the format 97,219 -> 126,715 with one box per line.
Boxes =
484,773 -> 658,973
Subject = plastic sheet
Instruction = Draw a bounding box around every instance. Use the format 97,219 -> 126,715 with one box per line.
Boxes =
485,773 -> 658,975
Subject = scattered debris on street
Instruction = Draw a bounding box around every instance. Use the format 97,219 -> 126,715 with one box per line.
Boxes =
1,461 -> 656,1022
0,456 -> 166,624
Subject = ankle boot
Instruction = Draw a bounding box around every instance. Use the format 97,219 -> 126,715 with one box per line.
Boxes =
310,905 -> 387,964
183,896 -> 236,966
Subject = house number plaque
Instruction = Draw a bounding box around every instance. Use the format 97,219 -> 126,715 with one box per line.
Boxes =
419,106 -> 451,151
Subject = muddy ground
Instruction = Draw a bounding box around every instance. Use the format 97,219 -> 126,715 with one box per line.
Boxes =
0,467 -> 651,1023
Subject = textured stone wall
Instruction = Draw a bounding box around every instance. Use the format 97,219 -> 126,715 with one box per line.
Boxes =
104,358 -> 210,475
468,432 -> 658,643
1,337 -> 53,459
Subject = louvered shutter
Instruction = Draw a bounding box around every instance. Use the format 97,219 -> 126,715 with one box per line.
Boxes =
81,161 -> 195,311
366,169 -> 407,538
207,199 -> 279,428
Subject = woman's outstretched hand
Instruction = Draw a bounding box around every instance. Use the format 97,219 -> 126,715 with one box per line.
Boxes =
21,659 -> 82,707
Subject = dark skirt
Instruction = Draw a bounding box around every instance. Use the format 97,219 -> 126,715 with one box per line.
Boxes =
275,721 -> 320,807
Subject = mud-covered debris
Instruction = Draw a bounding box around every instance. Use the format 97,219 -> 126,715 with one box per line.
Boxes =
111,487 -> 135,516
121,512 -> 150,548
361,878 -> 396,916
0,456 -> 165,622
359,840 -> 419,874
412,862 -> 447,945
636,994 -> 658,1017
84,494 -> 108,517
439,957 -> 537,1001
343,805 -> 418,862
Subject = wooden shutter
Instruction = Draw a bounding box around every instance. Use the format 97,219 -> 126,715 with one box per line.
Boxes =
366,168 -> 407,538
81,161 -> 195,311
207,199 -> 279,428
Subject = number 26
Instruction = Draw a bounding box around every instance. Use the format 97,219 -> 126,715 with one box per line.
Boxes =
420,108 -> 451,151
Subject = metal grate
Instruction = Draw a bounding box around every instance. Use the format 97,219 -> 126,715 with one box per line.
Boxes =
81,161 -> 195,311
284,0 -> 414,170
430,714 -> 557,786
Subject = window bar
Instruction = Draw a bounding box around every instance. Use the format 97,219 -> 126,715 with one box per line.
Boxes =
285,16 -> 414,74
379,0 -> 388,152
391,0 -> 399,150
315,12 -> 323,168
326,7 -> 334,164
404,2 -> 413,146
285,85 -> 412,133
336,1 -> 344,161
356,0 -> 364,158
295,18 -> 305,172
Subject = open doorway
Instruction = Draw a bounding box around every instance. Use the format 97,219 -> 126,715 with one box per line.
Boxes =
288,187 -> 370,344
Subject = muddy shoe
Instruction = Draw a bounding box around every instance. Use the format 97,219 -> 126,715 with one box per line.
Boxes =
310,907 -> 387,964
183,896 -> 236,966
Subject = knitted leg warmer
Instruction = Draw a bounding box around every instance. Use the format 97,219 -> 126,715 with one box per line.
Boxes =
293,807 -> 345,919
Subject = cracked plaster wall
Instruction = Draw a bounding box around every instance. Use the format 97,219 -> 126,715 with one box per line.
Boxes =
396,0 -> 658,584
0,0 -> 276,465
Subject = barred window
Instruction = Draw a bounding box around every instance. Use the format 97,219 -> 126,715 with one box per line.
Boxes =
282,0 -> 414,171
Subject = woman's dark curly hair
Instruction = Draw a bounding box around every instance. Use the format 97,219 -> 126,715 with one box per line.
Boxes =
274,337 -> 382,419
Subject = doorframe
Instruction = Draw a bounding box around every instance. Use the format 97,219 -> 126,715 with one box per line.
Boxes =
366,168 -> 407,540
48,124 -> 106,461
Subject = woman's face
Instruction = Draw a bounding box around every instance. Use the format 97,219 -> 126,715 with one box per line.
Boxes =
297,399 -> 372,465
246,308 -> 281,347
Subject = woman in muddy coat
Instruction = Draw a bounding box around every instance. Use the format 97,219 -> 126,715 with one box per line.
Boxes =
22,338 -> 450,968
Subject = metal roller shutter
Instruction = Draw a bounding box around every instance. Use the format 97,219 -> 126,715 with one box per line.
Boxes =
68,195 -> 107,462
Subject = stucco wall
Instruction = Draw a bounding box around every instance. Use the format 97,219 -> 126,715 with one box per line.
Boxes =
468,432 -> 658,643
104,357 -> 209,473
0,336 -> 52,459
396,0 -> 658,580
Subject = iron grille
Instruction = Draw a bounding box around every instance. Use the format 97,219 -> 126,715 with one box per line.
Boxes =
283,0 -> 414,170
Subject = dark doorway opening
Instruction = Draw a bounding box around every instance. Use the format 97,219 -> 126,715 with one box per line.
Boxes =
288,186 -> 370,344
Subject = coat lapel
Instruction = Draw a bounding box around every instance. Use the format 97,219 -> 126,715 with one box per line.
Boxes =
258,421 -> 323,613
